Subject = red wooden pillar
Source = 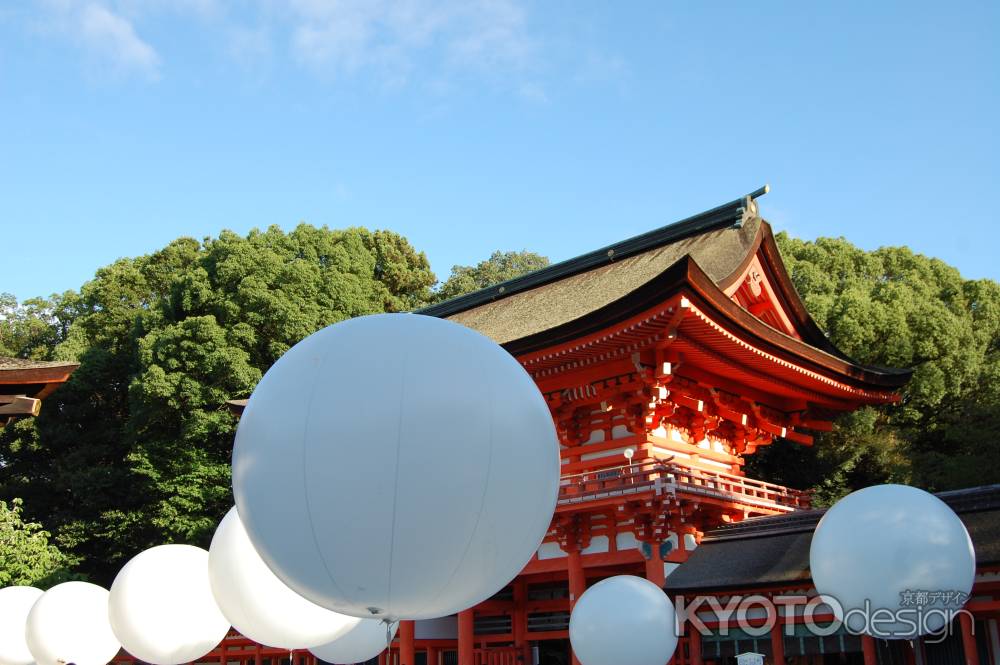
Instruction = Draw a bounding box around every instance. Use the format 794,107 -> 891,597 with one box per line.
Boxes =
567,549 -> 586,665
513,578 -> 528,663
644,544 -> 665,588
459,609 -> 475,665
378,651 -> 387,665
568,549 -> 585,605
427,646 -> 439,665
770,617 -> 785,665
254,645 -> 262,665
862,635 -> 878,665
961,613 -> 980,665
400,621 -> 416,665
688,630 -> 703,665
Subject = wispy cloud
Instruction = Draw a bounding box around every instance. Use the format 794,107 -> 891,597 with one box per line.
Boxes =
226,23 -> 273,72
78,3 -> 160,77
286,0 -> 534,86
36,0 -> 161,79
26,0 -> 542,92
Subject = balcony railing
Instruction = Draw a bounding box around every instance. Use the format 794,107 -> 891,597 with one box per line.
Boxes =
557,461 -> 809,511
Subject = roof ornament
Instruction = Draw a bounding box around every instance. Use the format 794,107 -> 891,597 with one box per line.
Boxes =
735,184 -> 769,228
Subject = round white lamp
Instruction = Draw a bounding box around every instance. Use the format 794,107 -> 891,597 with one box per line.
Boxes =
232,314 -> 561,620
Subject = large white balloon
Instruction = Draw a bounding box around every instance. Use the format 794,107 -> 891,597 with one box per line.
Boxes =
233,313 -> 560,620
810,484 -> 975,638
109,545 -> 230,664
569,576 -> 678,665
0,586 -> 43,665
309,620 -> 397,665
209,507 -> 361,648
24,582 -> 121,665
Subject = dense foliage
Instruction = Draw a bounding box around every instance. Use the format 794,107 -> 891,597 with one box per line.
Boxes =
0,498 -> 74,587
745,233 -> 1000,503
434,250 -> 550,303
0,225 -> 438,583
2,222 -> 998,580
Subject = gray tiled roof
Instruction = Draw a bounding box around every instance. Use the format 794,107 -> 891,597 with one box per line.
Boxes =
665,484 -> 1000,592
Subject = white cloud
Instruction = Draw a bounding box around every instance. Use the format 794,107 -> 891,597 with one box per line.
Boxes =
78,3 -> 160,77
26,0 -> 541,91
34,0 -> 161,79
286,0 -> 534,84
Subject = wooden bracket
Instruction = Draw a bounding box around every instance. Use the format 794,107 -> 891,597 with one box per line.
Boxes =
0,396 -> 42,418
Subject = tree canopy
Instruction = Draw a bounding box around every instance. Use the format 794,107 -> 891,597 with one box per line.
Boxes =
435,250 -> 550,303
0,225 -> 437,583
745,233 -> 1000,502
2,220 -> 998,581
0,498 -> 74,588
0,230 -> 547,584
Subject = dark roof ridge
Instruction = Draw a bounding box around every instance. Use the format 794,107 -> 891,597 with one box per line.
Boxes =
417,186 -> 770,318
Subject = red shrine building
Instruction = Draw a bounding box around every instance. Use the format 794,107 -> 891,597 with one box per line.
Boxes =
211,188 -> 1000,665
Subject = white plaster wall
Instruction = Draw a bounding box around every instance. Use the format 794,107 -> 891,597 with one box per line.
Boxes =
616,531 -> 639,551
611,424 -> 632,439
581,535 -> 609,555
537,541 -> 567,560
580,447 -> 631,461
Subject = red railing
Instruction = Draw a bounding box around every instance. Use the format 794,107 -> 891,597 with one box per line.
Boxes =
668,463 -> 810,510
557,461 -> 809,511
558,461 -> 669,504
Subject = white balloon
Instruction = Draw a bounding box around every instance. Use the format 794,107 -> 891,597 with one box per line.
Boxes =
810,484 -> 975,638
233,313 -> 560,620
209,507 -> 361,648
109,545 -> 230,664
25,582 -> 121,665
569,576 -> 678,665
309,620 -> 397,665
0,586 -> 43,665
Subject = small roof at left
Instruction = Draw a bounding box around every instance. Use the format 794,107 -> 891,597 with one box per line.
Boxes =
0,357 -> 79,424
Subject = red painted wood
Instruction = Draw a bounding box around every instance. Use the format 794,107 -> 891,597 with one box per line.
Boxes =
961,612 -> 980,665
862,635 -> 878,665
458,609 -> 474,665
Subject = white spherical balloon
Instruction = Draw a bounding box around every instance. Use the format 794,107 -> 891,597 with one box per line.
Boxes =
233,313 -> 560,620
209,507 -> 361,648
24,582 -> 121,665
0,586 -> 43,665
309,620 -> 397,665
569,576 -> 678,665
109,545 -> 230,664
810,484 -> 975,638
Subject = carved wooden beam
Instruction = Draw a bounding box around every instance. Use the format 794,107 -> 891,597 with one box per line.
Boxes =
0,396 -> 42,418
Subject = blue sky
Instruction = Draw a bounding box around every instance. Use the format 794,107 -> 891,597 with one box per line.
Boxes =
1,1 -> 997,302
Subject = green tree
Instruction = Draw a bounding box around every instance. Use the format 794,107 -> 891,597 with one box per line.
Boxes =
435,250 -> 550,303
0,292 -> 80,360
745,233 -> 1000,502
0,498 -> 75,587
0,224 -> 435,583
